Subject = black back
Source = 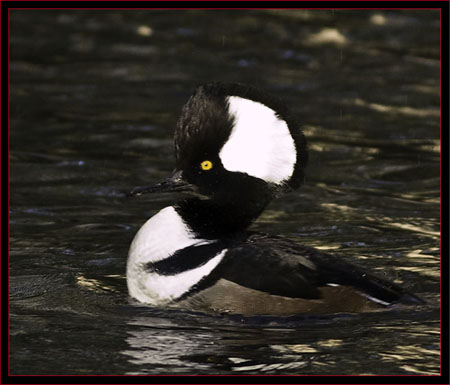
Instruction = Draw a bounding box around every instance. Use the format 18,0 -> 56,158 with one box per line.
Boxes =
159,232 -> 423,306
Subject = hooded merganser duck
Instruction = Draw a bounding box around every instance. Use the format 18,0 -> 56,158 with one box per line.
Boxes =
127,82 -> 423,316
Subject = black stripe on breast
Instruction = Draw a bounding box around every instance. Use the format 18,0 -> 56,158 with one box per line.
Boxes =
146,241 -> 227,276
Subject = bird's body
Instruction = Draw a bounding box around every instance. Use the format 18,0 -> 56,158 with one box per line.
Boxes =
127,82 -> 422,316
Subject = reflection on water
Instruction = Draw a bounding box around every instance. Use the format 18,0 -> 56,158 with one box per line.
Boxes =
119,308 -> 440,375
9,9 -> 440,375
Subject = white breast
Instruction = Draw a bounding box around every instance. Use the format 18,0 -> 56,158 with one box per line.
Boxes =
127,206 -> 225,305
219,96 -> 297,185
128,206 -> 206,265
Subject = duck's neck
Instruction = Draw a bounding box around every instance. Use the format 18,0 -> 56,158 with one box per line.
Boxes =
175,197 -> 271,239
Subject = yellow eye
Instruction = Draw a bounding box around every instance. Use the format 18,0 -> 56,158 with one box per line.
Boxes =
200,160 -> 213,171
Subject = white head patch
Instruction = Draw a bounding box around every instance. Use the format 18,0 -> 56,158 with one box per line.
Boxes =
219,96 -> 297,184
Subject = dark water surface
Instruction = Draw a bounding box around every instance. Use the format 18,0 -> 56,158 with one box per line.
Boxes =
10,10 -> 440,375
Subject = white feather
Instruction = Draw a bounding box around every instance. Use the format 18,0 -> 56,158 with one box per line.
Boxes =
362,294 -> 391,306
219,96 -> 296,184
128,206 -> 208,265
127,206 -> 224,304
135,250 -> 226,304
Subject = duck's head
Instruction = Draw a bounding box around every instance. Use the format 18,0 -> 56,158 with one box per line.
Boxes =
129,82 -> 308,234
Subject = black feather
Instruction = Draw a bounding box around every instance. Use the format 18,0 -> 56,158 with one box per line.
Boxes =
178,232 -> 423,306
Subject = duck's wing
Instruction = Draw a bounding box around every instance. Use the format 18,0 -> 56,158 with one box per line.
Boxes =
217,233 -> 423,306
